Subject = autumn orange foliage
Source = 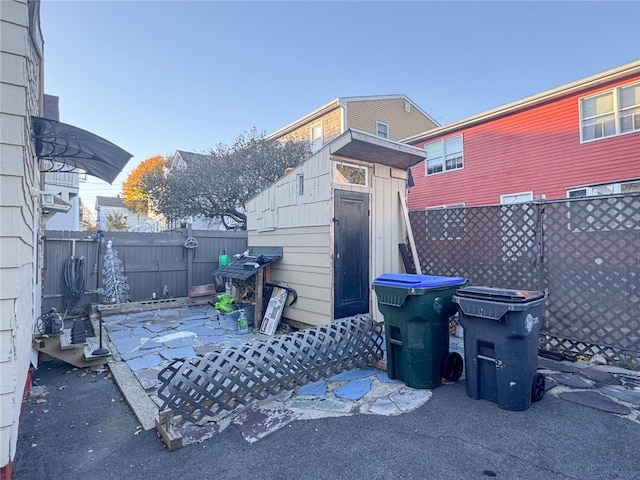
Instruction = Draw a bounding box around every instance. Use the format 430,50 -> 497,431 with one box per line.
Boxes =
121,155 -> 167,213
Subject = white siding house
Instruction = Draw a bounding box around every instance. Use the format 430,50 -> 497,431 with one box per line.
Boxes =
246,129 -> 426,327
0,0 -> 43,475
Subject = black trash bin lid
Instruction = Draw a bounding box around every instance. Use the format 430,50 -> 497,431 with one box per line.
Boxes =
454,286 -> 545,303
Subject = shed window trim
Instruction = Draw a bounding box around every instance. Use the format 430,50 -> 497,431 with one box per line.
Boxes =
296,173 -> 304,196
334,162 -> 368,187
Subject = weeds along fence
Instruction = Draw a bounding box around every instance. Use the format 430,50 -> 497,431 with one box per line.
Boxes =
409,193 -> 640,365
42,229 -> 248,314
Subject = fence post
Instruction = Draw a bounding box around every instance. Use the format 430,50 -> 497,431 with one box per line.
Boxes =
186,227 -> 193,289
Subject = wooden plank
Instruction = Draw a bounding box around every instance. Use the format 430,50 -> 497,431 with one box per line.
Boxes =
255,268 -> 264,329
33,336 -> 108,369
155,411 -> 182,451
398,191 -> 422,274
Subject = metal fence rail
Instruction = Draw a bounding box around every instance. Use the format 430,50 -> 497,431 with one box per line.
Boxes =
156,315 -> 384,423
409,193 -> 640,364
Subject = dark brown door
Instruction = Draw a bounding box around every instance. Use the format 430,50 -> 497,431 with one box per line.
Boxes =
333,190 -> 369,319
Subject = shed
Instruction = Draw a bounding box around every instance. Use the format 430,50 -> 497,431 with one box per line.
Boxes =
246,129 -> 427,327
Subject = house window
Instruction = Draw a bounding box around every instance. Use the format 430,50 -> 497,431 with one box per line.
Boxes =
334,162 -> 367,186
425,135 -> 463,175
426,204 -> 465,240
310,123 -> 323,153
296,173 -> 304,196
500,191 -> 533,204
566,181 -> 640,231
405,101 -> 411,113
580,81 -> 640,142
376,122 -> 389,139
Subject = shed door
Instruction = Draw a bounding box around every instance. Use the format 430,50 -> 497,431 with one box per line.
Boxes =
334,190 -> 370,318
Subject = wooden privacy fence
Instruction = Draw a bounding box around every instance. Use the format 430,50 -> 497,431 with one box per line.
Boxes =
42,229 -> 247,314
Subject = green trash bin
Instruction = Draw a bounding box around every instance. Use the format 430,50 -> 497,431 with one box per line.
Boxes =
373,273 -> 467,389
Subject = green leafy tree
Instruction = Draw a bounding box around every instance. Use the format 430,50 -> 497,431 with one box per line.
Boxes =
105,212 -> 129,231
142,129 -> 311,230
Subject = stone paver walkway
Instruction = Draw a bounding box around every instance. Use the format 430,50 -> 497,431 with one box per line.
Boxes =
101,304 -> 640,446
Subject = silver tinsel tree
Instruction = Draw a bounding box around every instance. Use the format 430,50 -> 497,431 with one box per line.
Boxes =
102,239 -> 130,303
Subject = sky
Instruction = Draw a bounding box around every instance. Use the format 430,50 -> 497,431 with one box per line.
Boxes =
40,0 -> 640,209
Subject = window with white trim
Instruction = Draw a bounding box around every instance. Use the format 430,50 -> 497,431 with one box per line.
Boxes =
376,122 -> 388,139
334,162 -> 367,186
296,173 -> 304,197
426,204 -> 465,240
580,81 -> 640,142
310,123 -> 323,153
500,191 -> 533,205
566,180 -> 640,231
425,135 -> 463,175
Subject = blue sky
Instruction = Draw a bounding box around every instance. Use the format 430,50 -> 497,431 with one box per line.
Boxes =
40,1 -> 640,207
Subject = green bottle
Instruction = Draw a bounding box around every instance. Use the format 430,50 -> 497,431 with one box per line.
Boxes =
238,309 -> 248,334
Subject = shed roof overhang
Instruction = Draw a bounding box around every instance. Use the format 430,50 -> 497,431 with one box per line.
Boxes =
31,116 -> 133,184
329,129 -> 427,170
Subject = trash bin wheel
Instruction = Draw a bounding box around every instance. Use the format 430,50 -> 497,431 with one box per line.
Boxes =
441,352 -> 464,382
531,372 -> 545,402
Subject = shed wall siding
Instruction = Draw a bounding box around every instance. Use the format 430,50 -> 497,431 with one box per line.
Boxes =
408,74 -> 640,209
347,98 -> 438,141
0,0 -> 42,470
369,165 -> 408,322
247,150 -> 332,231
248,142 -> 412,327
248,226 -> 332,326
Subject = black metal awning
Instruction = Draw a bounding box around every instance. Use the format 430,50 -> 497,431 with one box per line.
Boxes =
31,116 -> 133,184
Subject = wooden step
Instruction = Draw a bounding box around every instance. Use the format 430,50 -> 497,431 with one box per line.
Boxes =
84,337 -> 113,361
59,328 -> 88,350
33,335 -> 110,369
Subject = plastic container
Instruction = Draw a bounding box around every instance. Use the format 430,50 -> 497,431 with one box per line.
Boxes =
219,250 -> 231,267
372,273 -> 467,389
237,309 -> 248,334
453,286 -> 548,411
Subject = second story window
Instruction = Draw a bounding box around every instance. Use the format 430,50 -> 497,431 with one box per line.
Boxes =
425,135 -> 463,175
310,123 -> 323,153
580,81 -> 640,142
376,122 -> 389,139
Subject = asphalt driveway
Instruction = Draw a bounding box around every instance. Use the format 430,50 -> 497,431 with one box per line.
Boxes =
13,358 -> 640,480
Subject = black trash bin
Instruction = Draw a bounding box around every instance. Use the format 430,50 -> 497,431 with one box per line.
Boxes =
452,286 -> 548,411
373,273 -> 466,389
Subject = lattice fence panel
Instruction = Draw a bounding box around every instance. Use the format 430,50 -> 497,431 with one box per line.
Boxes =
410,203 -> 541,290
156,315 -> 384,423
541,196 -> 639,362
409,194 -> 640,364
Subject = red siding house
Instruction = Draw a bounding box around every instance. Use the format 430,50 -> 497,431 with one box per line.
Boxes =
404,61 -> 640,209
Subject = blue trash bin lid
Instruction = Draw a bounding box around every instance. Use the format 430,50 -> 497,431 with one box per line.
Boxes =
372,273 -> 466,289
454,286 -> 546,303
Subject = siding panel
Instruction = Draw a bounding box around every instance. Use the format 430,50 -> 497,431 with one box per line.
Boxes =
408,74 -> 640,209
